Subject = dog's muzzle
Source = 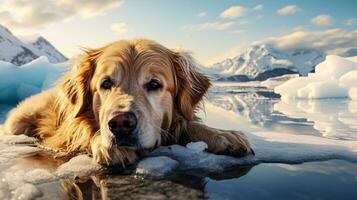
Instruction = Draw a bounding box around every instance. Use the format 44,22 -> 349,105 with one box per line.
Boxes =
108,111 -> 138,147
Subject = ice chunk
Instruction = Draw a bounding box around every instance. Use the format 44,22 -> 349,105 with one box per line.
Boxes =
186,141 -> 208,152
11,183 -> 42,200
55,155 -> 102,179
24,169 -> 57,184
0,57 -> 68,102
136,156 -> 179,177
250,131 -> 357,163
150,145 -> 255,173
17,83 -> 41,100
340,70 -> 357,88
349,87 -> 357,101
0,134 -> 37,144
275,55 -> 357,99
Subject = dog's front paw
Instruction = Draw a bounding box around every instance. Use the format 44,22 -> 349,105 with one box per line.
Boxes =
91,135 -> 137,166
212,130 -> 254,157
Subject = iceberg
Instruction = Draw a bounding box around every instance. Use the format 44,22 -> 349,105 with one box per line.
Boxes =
0,57 -> 68,102
275,55 -> 357,100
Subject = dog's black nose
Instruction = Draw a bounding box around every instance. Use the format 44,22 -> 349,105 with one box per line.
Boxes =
108,112 -> 137,136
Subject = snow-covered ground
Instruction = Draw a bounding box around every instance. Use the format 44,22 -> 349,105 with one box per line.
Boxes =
275,55 -> 357,100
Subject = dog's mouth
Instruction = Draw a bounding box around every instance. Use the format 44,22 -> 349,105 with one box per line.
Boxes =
113,134 -> 139,149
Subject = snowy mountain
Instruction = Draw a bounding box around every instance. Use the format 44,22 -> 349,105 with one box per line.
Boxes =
342,48 -> 357,57
208,44 -> 325,81
0,25 -> 67,65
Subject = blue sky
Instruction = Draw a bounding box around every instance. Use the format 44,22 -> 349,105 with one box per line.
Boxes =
1,0 -> 356,65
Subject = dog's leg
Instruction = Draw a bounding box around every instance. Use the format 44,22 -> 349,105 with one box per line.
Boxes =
90,134 -> 137,166
4,90 -> 56,136
184,121 -> 254,157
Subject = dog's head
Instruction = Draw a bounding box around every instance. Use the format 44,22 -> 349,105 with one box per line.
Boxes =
61,39 -> 210,154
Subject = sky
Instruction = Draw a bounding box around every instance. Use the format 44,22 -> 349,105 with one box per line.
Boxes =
1,0 -> 357,65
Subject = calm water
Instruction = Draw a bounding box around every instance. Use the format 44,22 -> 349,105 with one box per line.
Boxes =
1,82 -> 357,200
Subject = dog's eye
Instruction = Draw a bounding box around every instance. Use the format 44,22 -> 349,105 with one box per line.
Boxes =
145,79 -> 162,91
101,79 -> 113,90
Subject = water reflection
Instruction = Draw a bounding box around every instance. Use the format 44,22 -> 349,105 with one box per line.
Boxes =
205,160 -> 357,200
275,99 -> 357,140
37,166 -> 252,200
206,83 -> 357,140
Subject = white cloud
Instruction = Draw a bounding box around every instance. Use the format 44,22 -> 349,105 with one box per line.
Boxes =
220,6 -> 249,19
346,18 -> 357,26
277,5 -> 301,15
253,4 -> 263,11
184,22 -> 236,31
253,29 -> 357,55
0,0 -> 123,29
311,14 -> 334,26
232,29 -> 247,34
197,12 -> 206,17
111,22 -> 128,34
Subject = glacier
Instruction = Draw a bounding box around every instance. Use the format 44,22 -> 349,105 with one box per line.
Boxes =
275,55 -> 357,100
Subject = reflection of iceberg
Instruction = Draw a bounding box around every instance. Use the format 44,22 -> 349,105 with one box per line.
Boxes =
207,85 -> 312,129
274,99 -> 357,140
207,85 -> 278,126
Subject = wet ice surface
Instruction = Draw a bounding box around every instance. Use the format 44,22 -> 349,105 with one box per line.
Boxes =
1,82 -> 357,199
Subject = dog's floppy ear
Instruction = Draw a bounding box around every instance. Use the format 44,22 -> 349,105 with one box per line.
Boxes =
172,50 -> 211,120
58,48 -> 102,118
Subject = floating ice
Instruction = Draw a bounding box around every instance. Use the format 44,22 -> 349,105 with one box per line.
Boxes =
24,169 -> 57,184
55,155 -> 102,179
151,145 -> 255,173
275,55 -> 357,100
136,156 -> 179,177
0,134 -> 37,144
0,57 -> 68,102
11,183 -> 42,200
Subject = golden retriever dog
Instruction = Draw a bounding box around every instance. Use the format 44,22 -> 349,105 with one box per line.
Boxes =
3,39 -> 253,166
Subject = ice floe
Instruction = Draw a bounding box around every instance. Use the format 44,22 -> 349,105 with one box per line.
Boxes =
55,155 -> 102,179
136,156 -> 179,177
275,55 -> 357,100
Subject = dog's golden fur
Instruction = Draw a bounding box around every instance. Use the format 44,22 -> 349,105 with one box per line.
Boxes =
3,39 -> 253,166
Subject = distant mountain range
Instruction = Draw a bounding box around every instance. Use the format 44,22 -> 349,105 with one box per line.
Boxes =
206,44 -> 357,82
0,25 -> 67,65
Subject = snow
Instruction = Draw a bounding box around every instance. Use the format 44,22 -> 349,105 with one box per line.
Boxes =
209,44 -> 325,78
186,141 -> 208,152
0,56 -> 68,102
275,55 -> 357,100
136,156 -> 179,177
